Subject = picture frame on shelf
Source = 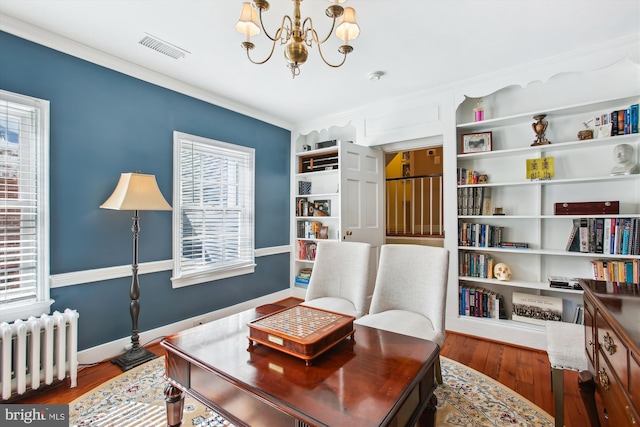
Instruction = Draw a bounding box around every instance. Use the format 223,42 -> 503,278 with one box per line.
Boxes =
461,132 -> 492,154
318,226 -> 329,239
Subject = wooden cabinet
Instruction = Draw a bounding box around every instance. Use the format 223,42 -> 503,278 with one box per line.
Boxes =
448,59 -> 640,350
581,279 -> 640,426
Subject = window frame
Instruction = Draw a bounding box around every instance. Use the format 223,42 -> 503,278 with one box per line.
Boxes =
0,89 -> 52,323
171,131 -> 256,288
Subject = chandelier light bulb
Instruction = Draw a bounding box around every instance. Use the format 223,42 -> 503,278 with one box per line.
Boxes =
336,7 -> 360,43
236,2 -> 259,40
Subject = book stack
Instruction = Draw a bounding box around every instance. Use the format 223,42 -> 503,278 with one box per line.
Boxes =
594,103 -> 639,136
295,267 -> 312,287
296,220 -> 323,239
457,187 -> 492,216
459,285 -> 506,319
458,221 -> 503,247
459,252 -> 495,279
566,217 -> 640,255
590,259 -> 639,284
297,240 -> 317,261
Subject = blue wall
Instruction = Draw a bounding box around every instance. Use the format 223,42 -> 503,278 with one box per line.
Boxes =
0,31 -> 291,351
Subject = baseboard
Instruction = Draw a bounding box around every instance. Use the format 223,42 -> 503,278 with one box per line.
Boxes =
77,289 -> 294,365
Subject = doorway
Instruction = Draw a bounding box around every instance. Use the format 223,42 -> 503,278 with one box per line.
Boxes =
384,146 -> 444,244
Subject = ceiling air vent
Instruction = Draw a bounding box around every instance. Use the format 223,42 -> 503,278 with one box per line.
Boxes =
139,34 -> 190,59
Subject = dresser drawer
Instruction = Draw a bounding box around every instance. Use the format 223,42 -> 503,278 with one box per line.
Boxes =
597,312 -> 628,390
597,354 -> 638,426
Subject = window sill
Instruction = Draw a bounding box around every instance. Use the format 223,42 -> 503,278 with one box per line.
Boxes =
0,299 -> 55,323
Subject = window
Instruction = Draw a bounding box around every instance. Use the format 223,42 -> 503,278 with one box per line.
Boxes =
172,132 -> 255,288
0,90 -> 51,322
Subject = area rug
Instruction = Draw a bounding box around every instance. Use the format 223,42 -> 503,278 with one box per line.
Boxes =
69,356 -> 554,426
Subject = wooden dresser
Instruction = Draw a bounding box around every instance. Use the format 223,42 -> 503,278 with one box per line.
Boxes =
580,279 -> 639,426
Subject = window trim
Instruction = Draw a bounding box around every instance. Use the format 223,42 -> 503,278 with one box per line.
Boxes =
171,131 -> 255,288
0,89 -> 52,322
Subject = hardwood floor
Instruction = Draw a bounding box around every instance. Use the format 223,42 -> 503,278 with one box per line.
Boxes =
12,301 -> 587,426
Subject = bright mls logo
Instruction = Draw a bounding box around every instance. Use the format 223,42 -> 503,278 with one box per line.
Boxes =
1,405 -> 68,426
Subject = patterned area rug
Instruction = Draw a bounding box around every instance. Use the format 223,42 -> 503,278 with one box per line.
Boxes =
69,356 -> 554,426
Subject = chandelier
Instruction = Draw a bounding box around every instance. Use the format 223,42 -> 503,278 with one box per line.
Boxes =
235,0 -> 360,78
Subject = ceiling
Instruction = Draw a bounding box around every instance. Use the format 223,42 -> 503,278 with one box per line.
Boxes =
1,0 -> 639,127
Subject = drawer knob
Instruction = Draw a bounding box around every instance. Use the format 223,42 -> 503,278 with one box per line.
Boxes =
603,332 -> 617,355
598,368 -> 610,390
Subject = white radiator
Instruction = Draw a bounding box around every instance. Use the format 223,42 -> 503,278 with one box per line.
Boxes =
0,308 -> 79,400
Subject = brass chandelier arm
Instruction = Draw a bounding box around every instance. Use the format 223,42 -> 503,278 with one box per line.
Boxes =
315,41 -> 349,68
304,17 -> 338,46
244,35 -> 281,65
257,8 -> 292,43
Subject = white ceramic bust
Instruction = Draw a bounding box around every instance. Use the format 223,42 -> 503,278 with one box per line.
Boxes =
610,143 -> 639,176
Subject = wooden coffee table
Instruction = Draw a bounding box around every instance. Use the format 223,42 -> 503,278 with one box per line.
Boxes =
161,305 -> 439,427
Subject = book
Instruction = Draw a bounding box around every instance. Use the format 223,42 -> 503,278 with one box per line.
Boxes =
579,218 -> 589,253
512,292 -> 563,325
621,218 -> 632,255
481,187 -> 492,215
595,219 -> 603,252
603,219 -> 612,255
618,110 -> 625,135
611,111 -> 618,136
631,103 -> 639,133
566,219 -> 580,252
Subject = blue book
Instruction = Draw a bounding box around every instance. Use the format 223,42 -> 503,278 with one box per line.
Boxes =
631,103 -> 639,133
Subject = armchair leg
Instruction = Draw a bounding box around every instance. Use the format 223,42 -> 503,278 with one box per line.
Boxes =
435,355 -> 443,385
551,367 -> 564,427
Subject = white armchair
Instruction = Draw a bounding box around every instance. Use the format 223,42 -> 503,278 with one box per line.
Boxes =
300,241 -> 373,319
354,244 -> 449,383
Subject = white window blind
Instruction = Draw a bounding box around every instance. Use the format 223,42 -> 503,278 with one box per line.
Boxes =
0,90 -> 50,322
172,132 -> 255,288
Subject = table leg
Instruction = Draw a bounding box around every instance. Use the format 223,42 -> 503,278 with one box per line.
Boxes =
418,394 -> 437,427
578,370 -> 600,427
164,383 -> 185,427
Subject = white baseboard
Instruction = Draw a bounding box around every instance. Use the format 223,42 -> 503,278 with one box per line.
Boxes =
77,289 -> 295,366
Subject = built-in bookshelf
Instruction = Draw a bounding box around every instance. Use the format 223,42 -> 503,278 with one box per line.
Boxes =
293,146 -> 341,288
449,61 -> 640,350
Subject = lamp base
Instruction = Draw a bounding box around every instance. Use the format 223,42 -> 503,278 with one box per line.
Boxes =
111,345 -> 158,371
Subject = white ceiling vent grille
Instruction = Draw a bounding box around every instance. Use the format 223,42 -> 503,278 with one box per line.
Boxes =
139,34 -> 190,59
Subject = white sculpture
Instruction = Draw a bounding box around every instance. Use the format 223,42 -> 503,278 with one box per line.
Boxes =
610,143 -> 639,176
494,263 -> 512,281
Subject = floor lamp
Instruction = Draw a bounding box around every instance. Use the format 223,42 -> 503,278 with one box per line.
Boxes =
100,172 -> 172,371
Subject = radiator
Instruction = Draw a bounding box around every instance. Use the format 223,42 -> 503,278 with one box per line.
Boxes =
0,309 -> 79,400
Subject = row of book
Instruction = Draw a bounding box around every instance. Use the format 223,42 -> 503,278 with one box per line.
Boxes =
459,285 -> 506,319
296,220 -> 323,239
297,240 -> 317,261
294,267 -> 312,287
457,187 -> 491,216
459,252 -> 496,279
592,104 -> 639,136
590,259 -> 639,284
456,168 -> 484,185
459,221 -> 504,248
566,217 -> 640,255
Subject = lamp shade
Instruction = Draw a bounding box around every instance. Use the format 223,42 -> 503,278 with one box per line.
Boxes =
336,7 -> 359,42
236,2 -> 260,37
100,172 -> 172,211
